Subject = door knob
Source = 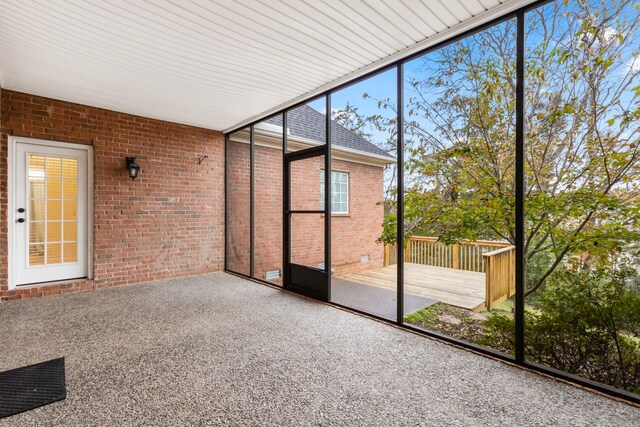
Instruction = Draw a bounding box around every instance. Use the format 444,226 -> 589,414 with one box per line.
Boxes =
17,218 -> 25,223
17,208 -> 25,213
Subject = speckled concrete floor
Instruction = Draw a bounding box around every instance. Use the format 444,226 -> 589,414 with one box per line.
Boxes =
0,272 -> 637,426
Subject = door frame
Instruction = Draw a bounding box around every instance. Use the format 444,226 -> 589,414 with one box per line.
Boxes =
8,136 -> 94,290
283,145 -> 331,301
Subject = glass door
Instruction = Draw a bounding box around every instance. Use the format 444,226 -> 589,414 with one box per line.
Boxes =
14,141 -> 89,285
284,148 -> 328,300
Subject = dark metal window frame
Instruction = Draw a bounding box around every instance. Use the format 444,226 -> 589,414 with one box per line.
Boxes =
224,0 -> 639,404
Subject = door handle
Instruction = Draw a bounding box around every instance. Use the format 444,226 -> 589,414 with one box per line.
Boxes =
17,208 -> 25,213
17,218 -> 25,223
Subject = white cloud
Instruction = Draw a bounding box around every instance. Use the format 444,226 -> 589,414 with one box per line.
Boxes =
626,55 -> 640,73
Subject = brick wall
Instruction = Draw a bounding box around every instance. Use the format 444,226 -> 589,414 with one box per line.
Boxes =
227,141 -> 251,275
0,90 -> 225,300
228,140 -> 385,283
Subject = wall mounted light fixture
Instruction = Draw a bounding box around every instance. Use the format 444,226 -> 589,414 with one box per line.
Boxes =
126,157 -> 140,181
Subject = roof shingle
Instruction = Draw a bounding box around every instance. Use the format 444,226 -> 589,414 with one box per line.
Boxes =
267,105 -> 394,159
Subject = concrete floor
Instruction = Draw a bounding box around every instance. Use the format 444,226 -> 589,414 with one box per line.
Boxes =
0,273 -> 637,426
331,277 -> 437,321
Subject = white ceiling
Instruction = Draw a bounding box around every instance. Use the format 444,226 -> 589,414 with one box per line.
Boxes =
0,0 -> 535,132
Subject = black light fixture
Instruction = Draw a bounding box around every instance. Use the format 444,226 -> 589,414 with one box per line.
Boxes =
126,157 -> 140,181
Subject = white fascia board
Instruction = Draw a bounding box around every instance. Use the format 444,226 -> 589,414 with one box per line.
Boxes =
229,128 -> 395,167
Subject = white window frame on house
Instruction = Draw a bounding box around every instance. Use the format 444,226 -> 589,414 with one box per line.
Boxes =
320,170 -> 349,214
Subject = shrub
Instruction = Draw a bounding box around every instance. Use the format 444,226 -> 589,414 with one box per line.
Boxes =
483,264 -> 640,393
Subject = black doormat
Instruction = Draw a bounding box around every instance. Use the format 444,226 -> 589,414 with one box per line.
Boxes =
0,358 -> 66,419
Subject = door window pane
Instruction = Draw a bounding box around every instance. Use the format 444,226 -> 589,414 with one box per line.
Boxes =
47,200 -> 62,221
46,179 -> 62,199
63,201 -> 77,221
291,155 -> 325,211
29,244 -> 44,266
291,213 -> 325,269
63,222 -> 77,242
63,180 -> 77,199
63,243 -> 77,263
29,156 -> 45,174
27,154 -> 80,267
29,200 -> 44,221
47,221 -> 62,243
62,159 -> 77,178
47,243 -> 62,264
29,222 -> 44,244
46,158 -> 62,177
29,179 -> 44,198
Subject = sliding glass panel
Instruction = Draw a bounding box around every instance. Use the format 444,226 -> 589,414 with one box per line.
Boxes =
402,17 -> 517,357
253,115 -> 284,285
524,0 -> 640,394
285,98 -> 326,153
329,68 -> 399,321
227,127 -> 251,276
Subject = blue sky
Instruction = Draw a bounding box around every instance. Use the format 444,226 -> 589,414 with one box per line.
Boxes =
303,0 -> 639,153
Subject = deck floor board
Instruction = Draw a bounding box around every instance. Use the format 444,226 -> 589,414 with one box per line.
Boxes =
339,263 -> 486,311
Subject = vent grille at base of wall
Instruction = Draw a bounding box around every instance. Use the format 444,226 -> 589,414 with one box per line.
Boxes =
265,269 -> 281,280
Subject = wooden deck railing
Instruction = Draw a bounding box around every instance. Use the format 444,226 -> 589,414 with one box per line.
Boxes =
483,245 -> 516,310
383,236 -> 515,311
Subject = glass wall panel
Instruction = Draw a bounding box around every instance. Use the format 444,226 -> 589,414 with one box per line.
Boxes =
227,127 -> 251,276
524,0 -> 640,394
402,18 -> 517,356
285,98 -> 326,153
329,69 -> 400,321
253,116 -> 284,285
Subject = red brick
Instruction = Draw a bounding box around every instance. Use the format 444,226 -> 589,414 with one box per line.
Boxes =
0,89 -> 225,299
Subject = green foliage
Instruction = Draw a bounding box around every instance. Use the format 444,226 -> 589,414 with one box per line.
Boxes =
376,0 -> 640,297
334,4 -> 640,394
483,264 -> 640,393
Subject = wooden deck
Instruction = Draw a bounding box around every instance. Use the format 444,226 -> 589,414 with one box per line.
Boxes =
339,263 -> 486,312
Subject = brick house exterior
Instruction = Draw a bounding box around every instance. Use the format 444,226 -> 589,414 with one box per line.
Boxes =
0,90 -> 392,300
0,89 -> 225,300
227,106 -> 394,283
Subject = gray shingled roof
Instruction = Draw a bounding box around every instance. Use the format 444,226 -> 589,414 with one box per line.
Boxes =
267,105 -> 394,159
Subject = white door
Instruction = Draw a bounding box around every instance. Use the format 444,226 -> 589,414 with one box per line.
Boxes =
13,141 -> 89,285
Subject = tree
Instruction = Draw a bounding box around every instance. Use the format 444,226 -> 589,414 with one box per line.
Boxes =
339,0 -> 640,297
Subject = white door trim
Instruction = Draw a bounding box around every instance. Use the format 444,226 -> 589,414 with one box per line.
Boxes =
8,136 -> 93,290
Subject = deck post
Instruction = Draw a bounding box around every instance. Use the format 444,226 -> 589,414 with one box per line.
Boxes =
485,255 -> 492,311
452,244 -> 459,270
